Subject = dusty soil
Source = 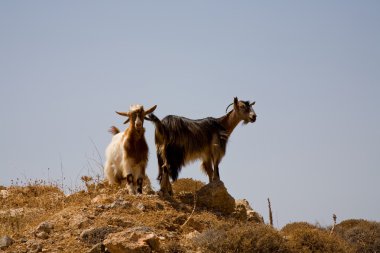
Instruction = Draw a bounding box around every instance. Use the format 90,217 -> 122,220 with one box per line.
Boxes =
0,179 -> 379,253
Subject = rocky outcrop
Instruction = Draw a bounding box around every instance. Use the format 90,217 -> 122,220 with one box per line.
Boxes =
196,180 -> 235,215
103,226 -> 160,253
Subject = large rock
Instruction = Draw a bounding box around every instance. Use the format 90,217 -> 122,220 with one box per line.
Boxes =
196,180 -> 235,215
103,226 -> 160,253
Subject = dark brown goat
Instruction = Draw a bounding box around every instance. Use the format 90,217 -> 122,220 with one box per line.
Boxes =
148,97 -> 256,195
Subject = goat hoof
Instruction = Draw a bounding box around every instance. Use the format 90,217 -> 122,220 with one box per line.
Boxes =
157,189 -> 171,198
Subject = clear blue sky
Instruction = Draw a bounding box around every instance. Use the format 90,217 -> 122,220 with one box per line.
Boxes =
1,1 -> 379,228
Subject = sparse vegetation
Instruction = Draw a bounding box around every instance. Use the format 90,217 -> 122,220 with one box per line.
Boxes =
335,219 -> 380,253
282,222 -> 353,253
194,223 -> 291,253
0,178 -> 377,252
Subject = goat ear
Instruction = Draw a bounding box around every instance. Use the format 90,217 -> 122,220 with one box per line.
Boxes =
123,118 -> 130,124
233,97 -> 239,107
144,116 -> 152,121
116,111 -> 130,117
144,105 -> 157,115
250,101 -> 256,106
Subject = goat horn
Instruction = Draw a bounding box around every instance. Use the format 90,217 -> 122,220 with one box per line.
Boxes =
225,103 -> 234,113
144,105 -> 157,116
115,111 -> 130,117
250,101 -> 256,106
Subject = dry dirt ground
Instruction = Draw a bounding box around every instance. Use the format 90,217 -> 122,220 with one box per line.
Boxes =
0,179 -> 379,253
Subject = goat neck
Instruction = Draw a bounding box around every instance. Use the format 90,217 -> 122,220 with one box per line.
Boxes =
219,110 -> 242,137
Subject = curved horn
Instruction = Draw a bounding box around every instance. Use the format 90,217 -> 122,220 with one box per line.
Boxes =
250,101 -> 256,106
115,111 -> 130,117
225,103 -> 234,113
144,105 -> 157,115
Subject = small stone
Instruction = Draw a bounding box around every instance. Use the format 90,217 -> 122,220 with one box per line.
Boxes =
36,231 -> 49,239
36,221 -> 54,234
97,204 -> 106,209
103,227 -> 158,253
235,199 -> 264,223
233,204 -> 248,221
107,217 -> 133,228
136,203 -> 145,211
10,208 -> 24,217
0,235 -> 14,249
247,210 -> 264,223
28,242 -> 43,253
108,199 -> 132,209
143,233 -> 160,251
155,202 -> 164,210
0,189 -> 9,199
80,226 -> 119,245
91,194 -> 110,204
184,231 -> 200,240
70,214 -> 93,229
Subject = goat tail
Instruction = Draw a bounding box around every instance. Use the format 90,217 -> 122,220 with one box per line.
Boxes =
108,126 -> 120,135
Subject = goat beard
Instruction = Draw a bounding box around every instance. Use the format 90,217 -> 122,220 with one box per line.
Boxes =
135,127 -> 145,135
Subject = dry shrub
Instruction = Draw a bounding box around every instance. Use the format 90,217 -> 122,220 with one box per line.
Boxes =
162,240 -> 187,253
172,178 -> 205,194
1,185 -> 64,209
282,222 -> 354,253
335,219 -> 380,253
193,223 -> 291,253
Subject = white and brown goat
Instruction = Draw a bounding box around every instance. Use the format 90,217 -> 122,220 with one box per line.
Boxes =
148,97 -> 256,195
104,104 -> 157,194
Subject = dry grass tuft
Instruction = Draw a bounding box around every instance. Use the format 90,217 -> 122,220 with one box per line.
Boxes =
0,182 -> 65,236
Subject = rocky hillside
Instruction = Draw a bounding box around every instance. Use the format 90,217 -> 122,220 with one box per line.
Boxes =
0,179 -> 379,253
